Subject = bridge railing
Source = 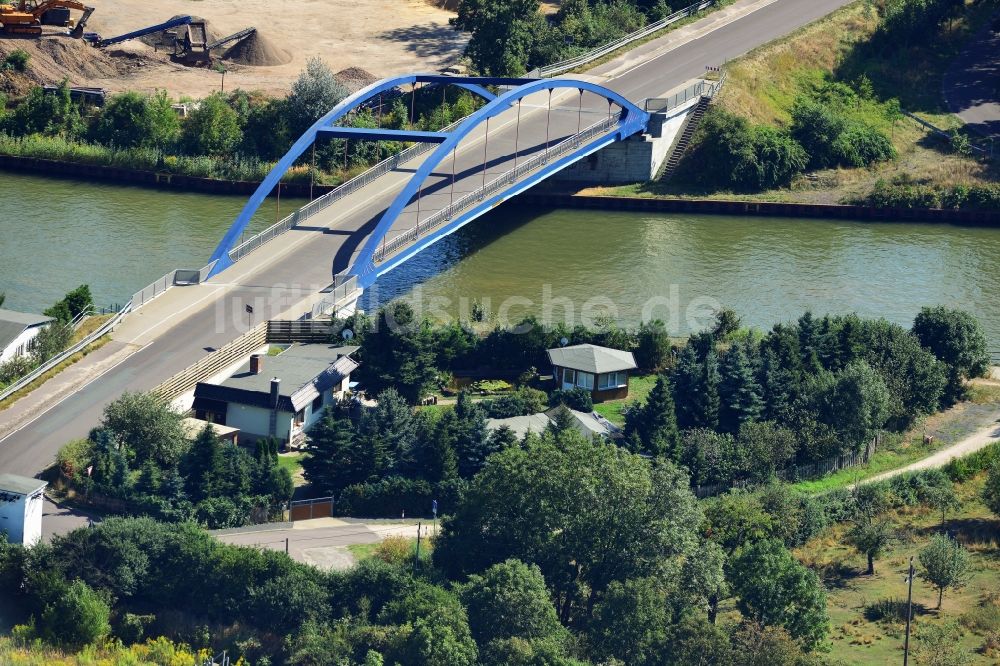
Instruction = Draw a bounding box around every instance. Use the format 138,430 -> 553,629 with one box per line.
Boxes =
374,115 -> 620,264
533,0 -> 714,78
310,273 -> 360,319
228,117 -> 468,264
644,75 -> 725,113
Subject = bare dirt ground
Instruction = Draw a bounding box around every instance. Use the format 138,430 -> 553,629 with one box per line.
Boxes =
0,0 -> 466,99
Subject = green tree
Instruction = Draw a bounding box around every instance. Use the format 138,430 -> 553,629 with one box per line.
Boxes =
728,539 -> 829,649
3,82 -> 84,139
39,579 -> 111,647
453,390 -> 490,478
919,534 -> 971,609
804,360 -> 889,455
180,423 -> 225,502
91,91 -> 180,150
624,374 -> 680,458
846,519 -> 895,575
31,321 -> 72,363
454,0 -> 543,76
301,410 -> 363,495
286,57 -> 349,137
588,577 -> 671,666
380,582 -> 479,666
672,345 -> 720,430
100,392 -> 187,467
635,320 -> 671,370
355,302 -> 438,404
912,622 -> 971,666
719,343 -> 764,434
460,559 -> 566,649
182,93 -> 242,156
434,433 -> 708,624
912,307 -> 989,404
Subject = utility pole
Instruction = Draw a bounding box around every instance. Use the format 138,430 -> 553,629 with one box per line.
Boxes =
414,522 -> 422,573
285,537 -> 289,556
903,556 -> 915,666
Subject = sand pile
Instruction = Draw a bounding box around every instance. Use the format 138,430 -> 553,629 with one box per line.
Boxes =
137,15 -> 221,48
0,35 -> 120,89
221,30 -> 291,66
335,67 -> 377,93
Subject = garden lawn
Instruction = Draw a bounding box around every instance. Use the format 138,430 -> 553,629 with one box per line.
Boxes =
593,373 -> 658,426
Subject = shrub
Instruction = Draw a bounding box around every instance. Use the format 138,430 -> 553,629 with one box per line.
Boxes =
373,536 -> 417,567
864,597 -> 909,623
39,579 -> 111,647
549,387 -> 593,412
3,48 -> 29,72
833,122 -> 896,167
337,477 -> 434,517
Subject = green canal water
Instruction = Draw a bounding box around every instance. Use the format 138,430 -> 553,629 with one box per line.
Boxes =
3,172 -> 1000,345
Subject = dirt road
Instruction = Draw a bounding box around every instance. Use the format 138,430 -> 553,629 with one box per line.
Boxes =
863,412 -> 1000,486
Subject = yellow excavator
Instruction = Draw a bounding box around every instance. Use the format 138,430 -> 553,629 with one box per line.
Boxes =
0,0 -> 94,38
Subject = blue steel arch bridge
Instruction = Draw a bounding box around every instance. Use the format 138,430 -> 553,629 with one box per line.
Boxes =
205,73 -> 693,311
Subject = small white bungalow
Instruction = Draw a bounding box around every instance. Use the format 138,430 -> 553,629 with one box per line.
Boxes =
0,473 -> 46,546
0,309 -> 55,363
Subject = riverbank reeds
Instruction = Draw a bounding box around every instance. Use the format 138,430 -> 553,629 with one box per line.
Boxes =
0,133 -> 350,185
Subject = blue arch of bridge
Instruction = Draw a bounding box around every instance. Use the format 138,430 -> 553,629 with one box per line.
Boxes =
349,77 -> 650,286
205,74 -> 501,278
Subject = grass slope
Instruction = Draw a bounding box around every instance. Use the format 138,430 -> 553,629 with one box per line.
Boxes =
586,0 -> 997,205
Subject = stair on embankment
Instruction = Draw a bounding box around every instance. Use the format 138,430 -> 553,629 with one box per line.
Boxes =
656,96 -> 710,182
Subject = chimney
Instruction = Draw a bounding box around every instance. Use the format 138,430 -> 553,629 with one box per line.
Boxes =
250,354 -> 263,375
270,378 -> 281,409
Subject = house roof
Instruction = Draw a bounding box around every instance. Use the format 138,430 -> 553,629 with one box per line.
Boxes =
546,344 -> 637,374
0,473 -> 47,496
485,413 -> 553,439
194,344 -> 359,413
486,409 -> 622,440
0,309 -> 54,353
181,417 -> 240,440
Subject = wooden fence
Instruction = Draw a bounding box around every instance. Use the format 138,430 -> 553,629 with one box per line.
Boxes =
152,322 -> 268,402
266,319 -> 336,344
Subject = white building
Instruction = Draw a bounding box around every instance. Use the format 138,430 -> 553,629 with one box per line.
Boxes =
0,309 -> 55,363
192,344 -> 359,447
0,473 -> 46,546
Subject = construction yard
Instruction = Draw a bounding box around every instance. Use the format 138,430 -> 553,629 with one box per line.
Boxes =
0,0 -> 466,98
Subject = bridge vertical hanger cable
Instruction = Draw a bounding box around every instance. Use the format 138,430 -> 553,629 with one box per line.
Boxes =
377,94 -> 383,162
410,83 -> 417,124
481,117 -> 490,192
514,99 -> 522,170
310,142 -> 316,201
545,90 -> 553,157
449,148 -> 457,212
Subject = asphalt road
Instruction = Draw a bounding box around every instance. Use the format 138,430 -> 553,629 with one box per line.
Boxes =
945,16 -> 1000,137
0,0 -> 855,479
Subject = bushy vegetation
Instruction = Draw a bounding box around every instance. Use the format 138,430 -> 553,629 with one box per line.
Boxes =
686,80 -> 897,192
56,392 -> 293,528
854,177 -> 1000,211
454,0 -> 726,76
0,59 -> 483,185
2,428 -> 837,665
341,300 -> 985,496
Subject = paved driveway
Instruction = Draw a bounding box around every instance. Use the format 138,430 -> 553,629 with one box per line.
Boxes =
945,15 -> 1000,138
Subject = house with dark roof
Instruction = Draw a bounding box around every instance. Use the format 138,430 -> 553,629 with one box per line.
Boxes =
192,344 -> 359,447
0,309 -> 54,364
546,343 -> 638,401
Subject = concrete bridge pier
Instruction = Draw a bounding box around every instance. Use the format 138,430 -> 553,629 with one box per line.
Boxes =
551,93 -> 704,185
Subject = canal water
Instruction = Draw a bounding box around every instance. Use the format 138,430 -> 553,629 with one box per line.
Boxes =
3,172 -> 1000,345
